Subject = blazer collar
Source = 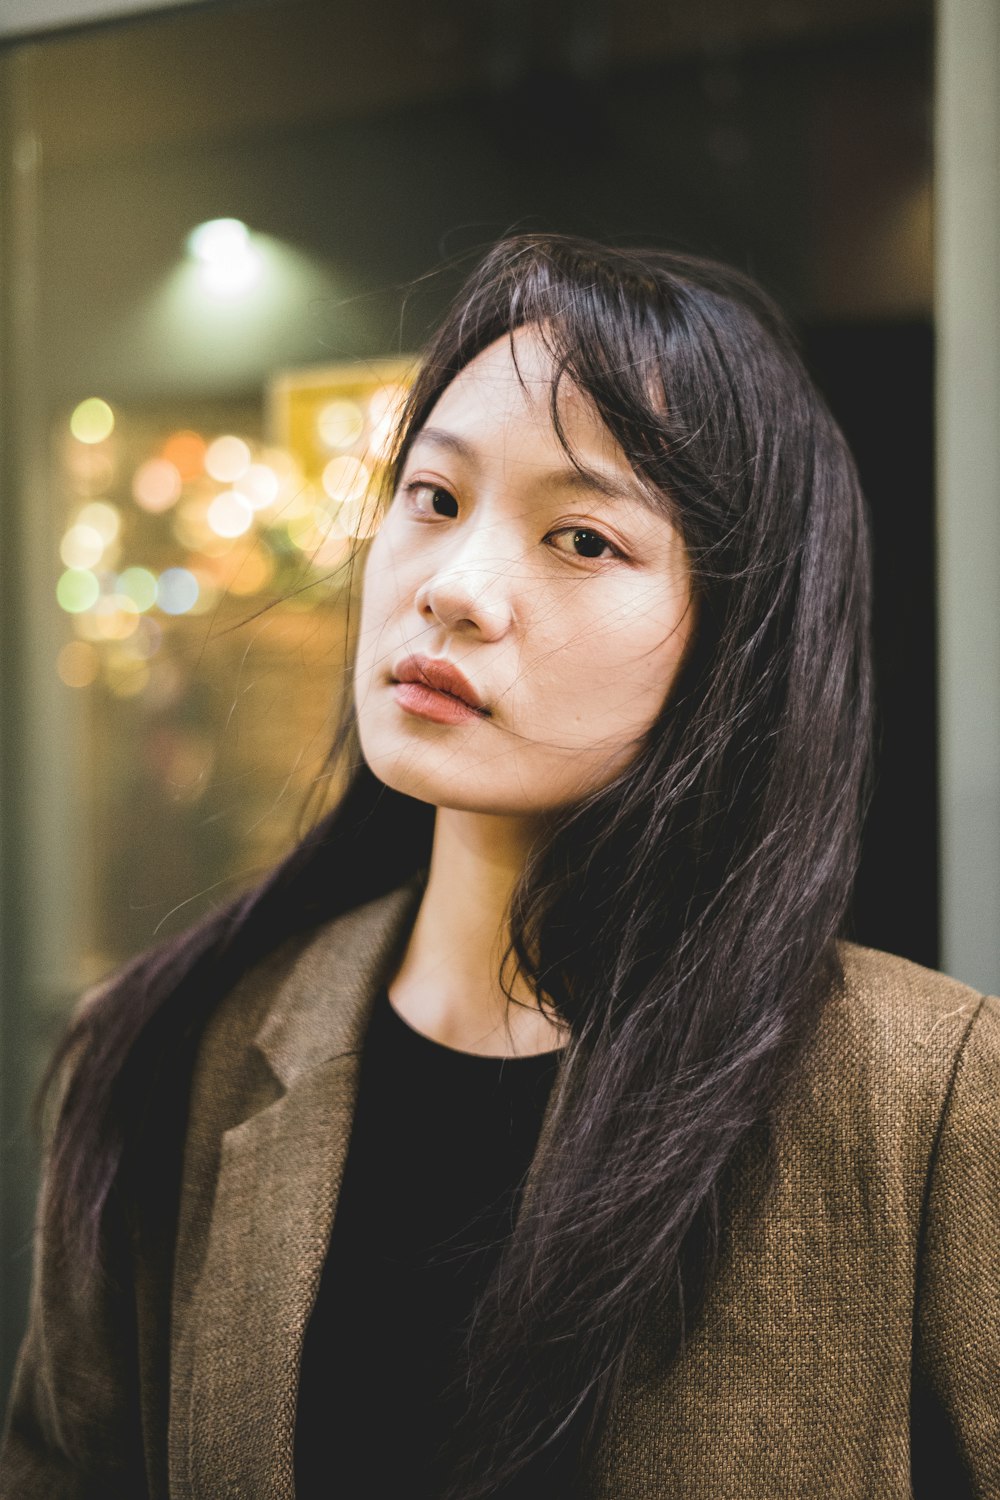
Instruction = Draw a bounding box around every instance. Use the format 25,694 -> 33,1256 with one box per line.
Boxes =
252,871 -> 428,1088
175,875 -> 427,1498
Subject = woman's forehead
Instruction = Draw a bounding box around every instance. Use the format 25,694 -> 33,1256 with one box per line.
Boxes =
414,328 -> 630,471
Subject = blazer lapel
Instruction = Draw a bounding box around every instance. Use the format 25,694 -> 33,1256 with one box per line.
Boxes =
177,878 -> 426,1499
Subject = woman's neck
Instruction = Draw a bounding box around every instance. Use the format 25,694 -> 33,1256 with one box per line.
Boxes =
387,807 -> 569,1057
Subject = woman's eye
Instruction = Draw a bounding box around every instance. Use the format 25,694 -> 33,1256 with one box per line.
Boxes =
548,527 -> 622,562
402,481 -> 459,518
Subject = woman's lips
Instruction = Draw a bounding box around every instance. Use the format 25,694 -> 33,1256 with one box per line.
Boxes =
390,652 -> 491,724
392,681 -> 489,725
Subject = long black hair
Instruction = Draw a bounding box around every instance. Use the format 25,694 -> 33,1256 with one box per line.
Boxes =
37,233 -> 873,1496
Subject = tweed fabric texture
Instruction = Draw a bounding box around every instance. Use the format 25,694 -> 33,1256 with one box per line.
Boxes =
1,878 -> 998,1498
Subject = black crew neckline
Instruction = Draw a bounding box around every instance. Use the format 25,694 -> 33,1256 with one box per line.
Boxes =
379,986 -> 565,1067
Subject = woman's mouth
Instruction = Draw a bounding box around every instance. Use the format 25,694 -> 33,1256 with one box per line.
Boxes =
392,681 -> 490,725
390,653 -> 491,724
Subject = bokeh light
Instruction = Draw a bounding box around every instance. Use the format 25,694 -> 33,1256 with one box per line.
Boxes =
76,500 -> 121,544
56,640 -> 99,689
184,569 -> 221,614
132,458 -> 182,513
321,455 -> 370,505
367,383 -> 408,461
60,524 -> 105,571
311,530 -> 353,570
187,218 -> 263,299
70,610 -> 106,642
161,429 -> 207,481
57,568 -> 100,613
207,490 -> 253,538
242,463 -> 280,510
70,397 -> 115,445
287,506 -> 334,552
63,442 -> 115,495
270,476 -> 315,521
172,497 -> 217,552
205,435 -> 252,483
224,545 -> 274,596
117,567 -> 159,612
187,217 -> 250,263
157,567 -> 200,615
339,496 -> 382,540
90,596 -> 140,641
317,399 -> 364,452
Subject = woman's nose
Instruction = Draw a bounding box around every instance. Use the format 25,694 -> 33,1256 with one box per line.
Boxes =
413,533 -> 516,639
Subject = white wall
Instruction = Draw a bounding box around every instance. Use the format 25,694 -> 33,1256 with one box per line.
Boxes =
936,0 -> 1000,992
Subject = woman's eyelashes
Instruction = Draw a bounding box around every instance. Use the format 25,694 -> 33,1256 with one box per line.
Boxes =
399,479 -> 627,564
545,527 -> 625,562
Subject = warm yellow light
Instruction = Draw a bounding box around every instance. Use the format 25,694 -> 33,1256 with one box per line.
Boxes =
321,456 -> 370,505
271,477 -> 315,522
242,463 -> 280,510
71,610 -> 105,642
132,458 -> 182,513
56,569 -> 100,613
60,524 -> 105,571
184,568 -> 220,614
91,596 -> 140,641
76,501 -> 120,543
63,444 -> 115,496
287,506 -> 333,552
205,435 -> 252,483
317,399 -> 364,452
172,498 -> 215,551
117,567 -> 158,612
311,530 -> 353,570
162,429 -> 206,481
368,383 -> 408,427
207,490 -> 253,538
56,640 -> 99,689
338,496 -> 382,540
70,397 -> 115,445
226,546 -> 274,597
367,383 -> 408,461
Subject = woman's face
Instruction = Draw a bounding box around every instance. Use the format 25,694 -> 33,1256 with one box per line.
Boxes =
353,326 -> 693,818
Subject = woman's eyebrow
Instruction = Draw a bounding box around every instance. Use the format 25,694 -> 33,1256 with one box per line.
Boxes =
411,426 -> 646,506
412,427 -> 478,464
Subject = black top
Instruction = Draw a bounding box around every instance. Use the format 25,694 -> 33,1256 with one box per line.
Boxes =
294,985 -> 564,1499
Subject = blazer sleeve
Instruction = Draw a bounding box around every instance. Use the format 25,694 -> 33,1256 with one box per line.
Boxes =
0,999 -> 148,1499
911,993 -> 1000,1500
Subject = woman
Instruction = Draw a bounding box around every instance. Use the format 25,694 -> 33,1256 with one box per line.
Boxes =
2,234 -> 997,1499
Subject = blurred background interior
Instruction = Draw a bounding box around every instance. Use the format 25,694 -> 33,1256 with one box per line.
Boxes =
1,0 -> 997,1407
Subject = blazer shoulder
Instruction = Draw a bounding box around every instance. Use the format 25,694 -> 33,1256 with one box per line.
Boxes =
802,940 -> 992,1131
833,939 -> 985,1048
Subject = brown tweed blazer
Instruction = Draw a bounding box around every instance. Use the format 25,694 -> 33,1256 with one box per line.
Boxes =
2,877 -> 999,1498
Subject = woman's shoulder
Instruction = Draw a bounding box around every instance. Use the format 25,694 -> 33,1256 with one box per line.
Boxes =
829,938 -> 994,1070
832,938 -> 989,1049
789,939 -> 998,1167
